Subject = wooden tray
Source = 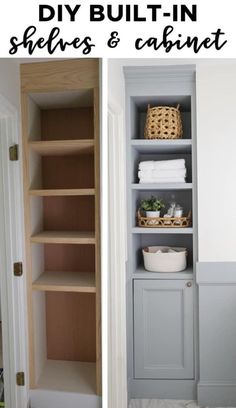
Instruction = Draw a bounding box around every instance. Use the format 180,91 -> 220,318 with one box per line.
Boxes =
137,210 -> 191,228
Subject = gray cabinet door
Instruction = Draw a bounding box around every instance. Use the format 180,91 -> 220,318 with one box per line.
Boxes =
134,279 -> 194,379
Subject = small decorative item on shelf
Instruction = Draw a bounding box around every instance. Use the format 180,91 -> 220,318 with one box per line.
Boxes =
144,104 -> 183,140
140,196 -> 165,225
143,246 -> 187,273
137,209 -> 191,228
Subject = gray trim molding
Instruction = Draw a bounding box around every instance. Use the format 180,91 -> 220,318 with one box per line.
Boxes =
124,65 -> 196,83
198,382 -> 236,406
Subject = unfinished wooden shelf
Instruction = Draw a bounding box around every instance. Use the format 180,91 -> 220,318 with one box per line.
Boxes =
30,231 -> 96,244
29,139 -> 94,156
21,59 -> 101,397
32,271 -> 96,293
29,188 -> 95,196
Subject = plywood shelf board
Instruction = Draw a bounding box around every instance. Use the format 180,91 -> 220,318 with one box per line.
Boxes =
31,231 -> 96,244
29,140 -> 94,156
36,360 -> 96,394
33,271 -> 96,293
29,188 -> 95,196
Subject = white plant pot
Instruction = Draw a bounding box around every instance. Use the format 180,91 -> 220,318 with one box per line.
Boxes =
146,210 -> 160,225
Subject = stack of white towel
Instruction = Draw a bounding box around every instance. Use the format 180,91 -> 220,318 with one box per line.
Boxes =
138,159 -> 186,183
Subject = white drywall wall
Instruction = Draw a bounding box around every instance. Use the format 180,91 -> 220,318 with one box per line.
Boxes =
108,58 -> 236,262
196,63 -> 236,261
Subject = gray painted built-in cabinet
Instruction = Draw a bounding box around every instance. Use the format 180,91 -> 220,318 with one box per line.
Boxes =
134,279 -> 194,379
124,65 -> 198,400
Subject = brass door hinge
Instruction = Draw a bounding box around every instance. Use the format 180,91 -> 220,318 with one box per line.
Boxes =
14,262 -> 23,277
9,144 -> 19,161
16,371 -> 25,386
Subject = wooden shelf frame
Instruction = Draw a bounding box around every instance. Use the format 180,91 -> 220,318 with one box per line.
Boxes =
21,59 -> 101,395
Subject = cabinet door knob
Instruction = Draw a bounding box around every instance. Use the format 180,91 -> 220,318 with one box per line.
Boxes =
186,281 -> 192,288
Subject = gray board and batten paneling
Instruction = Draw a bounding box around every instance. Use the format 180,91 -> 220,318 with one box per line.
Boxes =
197,262 -> 236,406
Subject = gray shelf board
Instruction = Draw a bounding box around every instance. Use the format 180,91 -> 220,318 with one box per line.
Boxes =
133,266 -> 193,280
132,227 -> 193,234
132,183 -> 193,191
131,139 -> 192,154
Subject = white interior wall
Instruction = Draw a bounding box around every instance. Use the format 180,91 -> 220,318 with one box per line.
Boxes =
196,63 -> 236,261
108,58 -> 236,262
0,59 -> 21,110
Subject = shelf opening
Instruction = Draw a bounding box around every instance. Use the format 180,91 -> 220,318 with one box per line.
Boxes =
28,90 -> 94,141
29,152 -> 95,190
132,233 -> 193,273
132,151 -> 192,184
31,243 -> 96,292
31,243 -> 95,275
130,95 -> 192,140
132,189 -> 193,229
30,195 -> 95,237
32,290 -> 96,393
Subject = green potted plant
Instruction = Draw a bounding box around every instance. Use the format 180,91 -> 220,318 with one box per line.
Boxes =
140,196 -> 165,219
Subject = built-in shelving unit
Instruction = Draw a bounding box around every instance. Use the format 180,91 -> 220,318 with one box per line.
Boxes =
21,59 -> 101,401
124,65 -> 197,399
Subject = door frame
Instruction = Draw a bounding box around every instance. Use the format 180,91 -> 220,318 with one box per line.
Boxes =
107,100 -> 128,408
0,94 -> 29,407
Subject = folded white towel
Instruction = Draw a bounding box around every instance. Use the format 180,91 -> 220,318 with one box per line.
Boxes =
139,159 -> 186,171
138,168 -> 186,179
139,177 -> 186,184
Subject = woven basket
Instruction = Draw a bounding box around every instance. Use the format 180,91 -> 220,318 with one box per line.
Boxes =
144,104 -> 183,139
137,210 -> 191,228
